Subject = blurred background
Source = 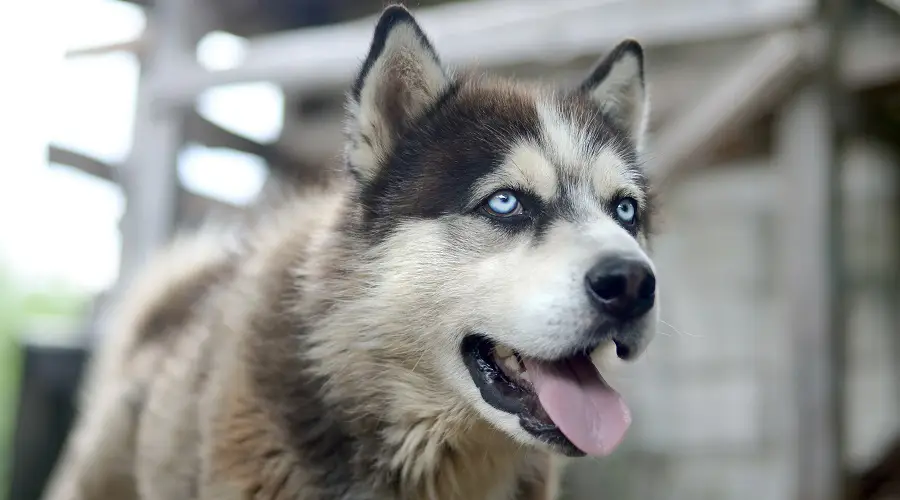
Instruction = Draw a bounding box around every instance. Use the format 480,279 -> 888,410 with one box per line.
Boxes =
1,0 -> 899,499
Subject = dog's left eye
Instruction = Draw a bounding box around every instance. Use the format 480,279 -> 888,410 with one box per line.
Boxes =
615,197 -> 638,225
483,190 -> 523,217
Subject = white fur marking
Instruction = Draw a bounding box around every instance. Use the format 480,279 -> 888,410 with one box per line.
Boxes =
473,142 -> 559,203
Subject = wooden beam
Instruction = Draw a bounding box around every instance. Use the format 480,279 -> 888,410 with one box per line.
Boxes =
649,24 -> 900,188
650,31 -> 810,188
184,111 -> 295,165
46,145 -> 237,221
47,110 -> 298,169
47,145 -> 116,182
65,37 -> 144,59
149,0 -> 813,106
184,111 -> 324,190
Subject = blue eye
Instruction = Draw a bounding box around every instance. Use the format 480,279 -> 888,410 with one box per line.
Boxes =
615,197 -> 637,225
484,190 -> 522,217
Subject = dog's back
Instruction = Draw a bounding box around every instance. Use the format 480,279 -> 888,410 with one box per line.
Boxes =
44,179 -> 351,499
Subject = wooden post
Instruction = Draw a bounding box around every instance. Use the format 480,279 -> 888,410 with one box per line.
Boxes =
779,84 -> 847,500
115,0 -> 208,291
779,0 -> 849,498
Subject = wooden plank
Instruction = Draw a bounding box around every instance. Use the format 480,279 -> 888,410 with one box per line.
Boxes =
149,0 -> 813,105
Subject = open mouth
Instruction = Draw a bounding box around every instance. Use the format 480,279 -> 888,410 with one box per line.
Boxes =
461,334 -> 631,457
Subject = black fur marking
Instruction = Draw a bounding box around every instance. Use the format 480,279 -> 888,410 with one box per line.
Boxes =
247,267 -> 383,499
359,83 -> 543,241
351,5 -> 443,102
530,179 -> 577,243
579,39 -> 645,93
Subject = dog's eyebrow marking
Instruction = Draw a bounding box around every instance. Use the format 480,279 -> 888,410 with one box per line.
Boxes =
591,148 -> 644,202
469,142 -> 559,204
509,143 -> 559,201
535,97 -> 644,207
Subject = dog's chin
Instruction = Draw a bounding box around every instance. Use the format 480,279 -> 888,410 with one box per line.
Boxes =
460,333 -> 631,458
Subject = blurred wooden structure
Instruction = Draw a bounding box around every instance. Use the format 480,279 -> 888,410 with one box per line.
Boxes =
39,0 -> 900,499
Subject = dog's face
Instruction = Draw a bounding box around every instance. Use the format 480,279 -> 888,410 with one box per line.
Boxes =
345,6 -> 657,458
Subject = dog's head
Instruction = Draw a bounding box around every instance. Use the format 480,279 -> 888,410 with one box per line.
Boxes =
343,5 -> 657,458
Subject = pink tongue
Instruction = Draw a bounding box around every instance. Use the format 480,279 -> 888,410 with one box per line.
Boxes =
522,356 -> 631,456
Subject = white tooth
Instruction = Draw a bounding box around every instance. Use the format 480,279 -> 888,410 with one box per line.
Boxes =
503,356 -> 521,376
590,341 -> 621,374
494,345 -> 514,359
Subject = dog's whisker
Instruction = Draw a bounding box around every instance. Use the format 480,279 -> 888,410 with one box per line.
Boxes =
659,319 -> 702,338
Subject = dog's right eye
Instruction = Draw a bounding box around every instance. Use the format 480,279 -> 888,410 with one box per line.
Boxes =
482,190 -> 524,218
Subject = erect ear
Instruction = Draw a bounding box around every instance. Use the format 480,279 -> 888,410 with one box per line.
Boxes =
580,39 -> 649,151
345,5 -> 450,183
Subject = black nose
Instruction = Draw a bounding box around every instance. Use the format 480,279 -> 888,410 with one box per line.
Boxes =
585,257 -> 656,320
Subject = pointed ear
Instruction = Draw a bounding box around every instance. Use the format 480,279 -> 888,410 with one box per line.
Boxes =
345,5 -> 450,183
580,40 -> 649,150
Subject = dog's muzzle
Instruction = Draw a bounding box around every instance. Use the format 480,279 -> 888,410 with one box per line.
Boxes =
584,256 -> 656,359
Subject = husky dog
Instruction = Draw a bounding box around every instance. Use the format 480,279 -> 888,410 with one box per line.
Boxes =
44,5 -> 658,500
